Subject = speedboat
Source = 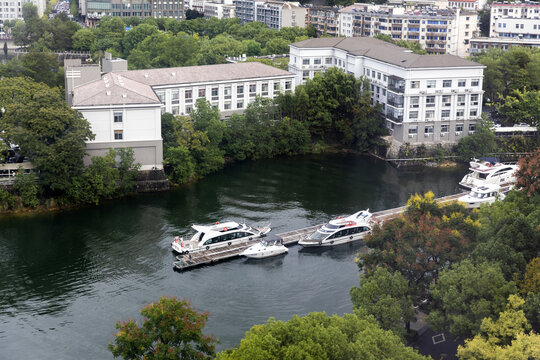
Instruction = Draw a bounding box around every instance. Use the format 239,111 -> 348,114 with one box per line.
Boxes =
459,157 -> 518,190
458,184 -> 505,208
171,221 -> 271,254
298,210 -> 373,247
241,235 -> 288,259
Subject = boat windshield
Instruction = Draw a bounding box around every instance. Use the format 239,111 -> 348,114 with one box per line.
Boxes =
325,223 -> 340,230
308,231 -> 328,241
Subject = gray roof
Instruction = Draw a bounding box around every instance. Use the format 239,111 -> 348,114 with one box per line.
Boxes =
117,62 -> 293,87
291,37 -> 483,69
73,72 -> 160,107
73,62 -> 294,107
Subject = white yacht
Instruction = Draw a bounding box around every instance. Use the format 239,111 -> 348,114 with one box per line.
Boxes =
459,158 -> 518,190
299,210 -> 373,247
171,221 -> 271,254
458,184 -> 506,209
241,235 -> 288,259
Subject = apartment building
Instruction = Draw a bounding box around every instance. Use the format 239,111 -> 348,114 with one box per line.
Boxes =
0,0 -> 45,22
305,5 -> 340,36
84,0 -> 184,25
469,36 -> 540,53
66,55 -> 295,169
203,0 -> 235,19
489,2 -> 540,40
234,0 -> 264,23
289,37 -> 484,146
447,0 -> 479,10
255,1 -> 305,29
339,3 -> 478,57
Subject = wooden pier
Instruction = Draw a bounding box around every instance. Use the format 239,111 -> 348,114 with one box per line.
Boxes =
173,192 -> 465,271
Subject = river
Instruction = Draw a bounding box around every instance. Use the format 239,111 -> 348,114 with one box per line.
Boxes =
0,154 -> 466,359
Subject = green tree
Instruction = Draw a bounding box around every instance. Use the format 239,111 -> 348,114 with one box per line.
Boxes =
109,297 -> 216,360
13,171 -> 39,208
217,311 -> 429,360
455,116 -> 496,161
0,77 -> 94,194
122,23 -> 159,57
457,295 -> 539,360
49,13 -> 81,51
497,88 -> 540,127
350,267 -> 414,338
360,192 -> 480,306
427,260 -> 517,338
520,257 -> 540,296
72,28 -> 97,51
21,50 -> 62,87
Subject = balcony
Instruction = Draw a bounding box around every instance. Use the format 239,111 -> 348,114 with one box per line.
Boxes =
387,76 -> 405,93
387,93 -> 404,108
386,111 -> 403,123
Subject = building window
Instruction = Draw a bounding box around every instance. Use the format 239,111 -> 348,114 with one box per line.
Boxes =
409,111 -> 418,119
427,80 -> 436,88
377,72 -> 381,80
457,95 -> 466,106
441,124 -> 449,133
285,81 -> 291,90
425,110 -> 435,120
424,125 -> 434,134
458,79 -> 466,87
261,83 -> 268,96
456,124 -> 464,132
224,86 -> 231,99
443,80 -> 452,88
114,112 -> 123,123
303,70 -> 310,79
456,110 -> 464,117
426,96 -> 436,107
185,90 -> 193,103
236,100 -> 243,109
441,110 -> 450,118
237,85 -> 244,95
114,130 -> 123,140
302,58 -> 310,65
470,109 -> 478,117
224,102 -> 231,110
198,88 -> 206,98
172,106 -> 179,115
325,57 -> 332,65
469,124 -> 476,131
442,95 -> 451,106
211,87 -> 219,100
471,79 -> 480,86
410,81 -> 420,89
249,84 -> 256,97
408,126 -> 418,134
156,91 -> 165,104
314,58 -> 321,65
471,94 -> 479,105
171,90 -> 179,102
273,82 -> 280,91
410,96 -> 419,108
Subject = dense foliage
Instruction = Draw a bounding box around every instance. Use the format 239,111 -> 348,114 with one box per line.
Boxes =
516,148 -> 540,196
109,297 -> 216,360
162,68 -> 385,185
216,311 -> 429,360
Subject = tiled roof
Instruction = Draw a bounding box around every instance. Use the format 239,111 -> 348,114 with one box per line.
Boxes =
291,37 -> 483,69
117,62 -> 294,87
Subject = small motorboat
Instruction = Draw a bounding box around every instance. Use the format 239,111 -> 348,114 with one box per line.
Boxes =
299,210 -> 373,247
458,184 -> 506,208
241,235 -> 288,259
459,157 -> 518,190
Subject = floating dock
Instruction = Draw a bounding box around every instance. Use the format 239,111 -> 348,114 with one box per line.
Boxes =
173,192 -> 465,271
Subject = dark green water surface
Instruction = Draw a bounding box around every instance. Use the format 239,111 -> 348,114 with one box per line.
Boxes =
0,154 -> 466,359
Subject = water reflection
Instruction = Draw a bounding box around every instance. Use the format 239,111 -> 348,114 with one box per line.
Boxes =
0,154 -> 467,359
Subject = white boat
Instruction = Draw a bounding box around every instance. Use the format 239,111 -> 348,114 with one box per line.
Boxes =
459,158 -> 518,190
241,235 -> 288,259
458,184 -> 506,209
171,221 -> 271,254
298,210 -> 373,247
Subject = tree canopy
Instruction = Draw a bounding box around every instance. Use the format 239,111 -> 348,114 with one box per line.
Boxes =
216,311 -> 429,360
516,149 -> 540,196
109,297 -> 216,360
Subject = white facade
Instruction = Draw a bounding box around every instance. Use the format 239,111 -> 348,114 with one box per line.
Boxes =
255,1 -> 306,29
204,0 -> 235,19
338,3 -> 478,57
0,0 -> 45,22
448,0 -> 479,10
490,2 -> 540,40
289,37 -> 484,146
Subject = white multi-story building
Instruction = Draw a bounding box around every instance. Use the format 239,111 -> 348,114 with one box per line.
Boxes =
255,1 -> 306,29
289,37 -> 484,146
234,0 -> 264,23
204,0 -> 235,19
447,0 -> 480,10
0,0 -> 45,22
66,56 -> 295,169
338,3 -> 478,57
489,2 -> 540,40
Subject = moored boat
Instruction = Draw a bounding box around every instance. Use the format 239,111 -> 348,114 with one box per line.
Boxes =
171,221 -> 271,254
459,157 -> 518,190
298,210 -> 373,247
458,184 -> 506,208
241,235 -> 288,259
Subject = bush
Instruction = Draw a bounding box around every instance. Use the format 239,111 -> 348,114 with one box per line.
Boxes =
0,187 -> 15,211
13,171 -> 39,208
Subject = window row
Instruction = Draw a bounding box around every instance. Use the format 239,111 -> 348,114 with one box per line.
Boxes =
408,123 -> 476,135
409,94 -> 479,107
408,108 -> 479,119
410,78 -> 480,89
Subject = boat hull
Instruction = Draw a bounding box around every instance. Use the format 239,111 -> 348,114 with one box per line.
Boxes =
242,247 -> 288,259
299,233 -> 369,247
